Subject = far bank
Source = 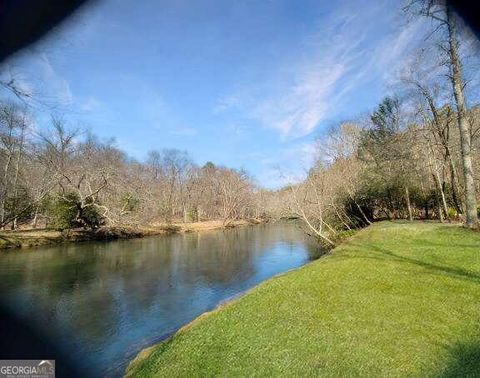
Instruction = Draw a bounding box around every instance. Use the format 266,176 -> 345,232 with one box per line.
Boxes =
0,218 -> 267,251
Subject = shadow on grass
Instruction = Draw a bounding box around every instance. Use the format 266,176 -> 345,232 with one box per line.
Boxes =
439,341 -> 480,377
408,237 -> 480,250
339,243 -> 480,285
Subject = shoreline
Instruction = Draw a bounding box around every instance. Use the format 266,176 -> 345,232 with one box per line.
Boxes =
0,218 -> 268,251
125,257 -> 319,377
125,224 -> 339,376
125,221 -> 480,377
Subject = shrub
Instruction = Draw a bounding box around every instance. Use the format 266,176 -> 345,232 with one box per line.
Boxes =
332,229 -> 357,244
447,207 -> 457,219
44,192 -> 103,230
81,201 -> 103,229
121,193 -> 140,212
44,193 -> 78,230
187,207 -> 198,222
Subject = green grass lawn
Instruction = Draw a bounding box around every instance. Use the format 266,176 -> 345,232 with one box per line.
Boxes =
126,221 -> 480,377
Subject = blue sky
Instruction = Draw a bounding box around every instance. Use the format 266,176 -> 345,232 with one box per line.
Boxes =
2,0 -> 426,188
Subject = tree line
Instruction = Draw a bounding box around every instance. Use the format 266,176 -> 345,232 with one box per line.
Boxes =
0,109 -> 260,230
1,0 -> 478,239
266,1 -> 480,244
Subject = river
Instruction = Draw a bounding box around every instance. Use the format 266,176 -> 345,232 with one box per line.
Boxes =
0,222 -> 322,377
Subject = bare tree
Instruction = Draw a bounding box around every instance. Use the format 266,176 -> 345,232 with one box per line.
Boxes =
406,0 -> 478,227
0,102 -> 32,228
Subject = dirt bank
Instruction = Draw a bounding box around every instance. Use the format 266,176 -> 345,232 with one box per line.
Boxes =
0,219 -> 267,251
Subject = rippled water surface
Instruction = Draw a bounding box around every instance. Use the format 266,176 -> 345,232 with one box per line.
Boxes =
0,222 -> 321,376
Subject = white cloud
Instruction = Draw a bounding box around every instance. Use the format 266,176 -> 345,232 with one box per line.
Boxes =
374,18 -> 426,81
254,63 -> 345,139
215,0 -> 426,140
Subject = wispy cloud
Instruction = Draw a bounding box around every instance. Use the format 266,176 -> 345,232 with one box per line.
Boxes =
253,63 -> 346,139
1,52 -> 74,107
375,18 -> 426,81
0,66 -> 34,99
38,53 -> 73,106
215,0 -> 426,140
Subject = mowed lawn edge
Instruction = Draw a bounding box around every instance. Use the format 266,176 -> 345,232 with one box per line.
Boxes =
126,221 -> 480,377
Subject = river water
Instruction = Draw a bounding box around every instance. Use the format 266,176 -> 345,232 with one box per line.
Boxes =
0,222 -> 321,376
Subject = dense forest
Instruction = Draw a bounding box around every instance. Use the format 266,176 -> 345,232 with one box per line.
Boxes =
0,1 -> 479,241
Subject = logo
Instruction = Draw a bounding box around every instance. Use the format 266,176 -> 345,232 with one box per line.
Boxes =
0,360 -> 55,378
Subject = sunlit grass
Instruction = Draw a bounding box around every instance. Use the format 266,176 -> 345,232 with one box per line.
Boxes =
127,221 -> 480,377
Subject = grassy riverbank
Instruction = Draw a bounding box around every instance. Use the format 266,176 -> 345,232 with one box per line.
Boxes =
127,221 -> 480,377
0,219 -> 264,250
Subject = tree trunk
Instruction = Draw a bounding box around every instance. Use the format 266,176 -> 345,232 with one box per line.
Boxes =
428,146 -> 449,219
437,197 -> 445,223
347,191 -> 371,225
32,207 -> 39,228
0,149 -> 13,230
425,94 -> 463,214
333,205 -> 352,230
433,174 -> 449,219
183,204 -> 188,223
447,8 -> 478,228
10,125 -> 25,231
446,150 -> 463,214
405,186 -> 413,221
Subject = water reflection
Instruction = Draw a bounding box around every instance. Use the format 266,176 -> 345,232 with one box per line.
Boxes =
0,222 -> 321,377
